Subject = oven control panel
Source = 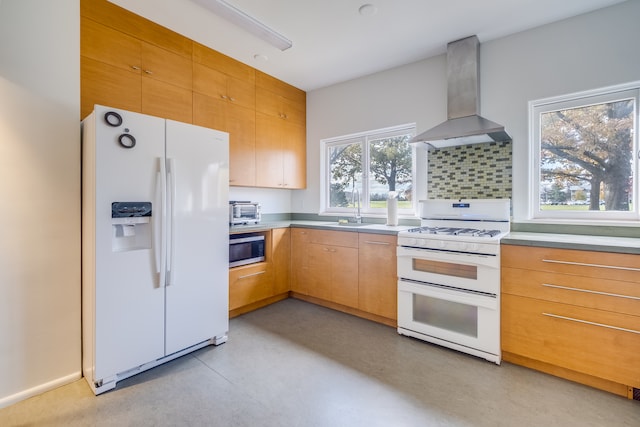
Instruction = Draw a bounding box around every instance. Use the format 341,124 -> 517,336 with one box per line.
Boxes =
397,236 -> 500,256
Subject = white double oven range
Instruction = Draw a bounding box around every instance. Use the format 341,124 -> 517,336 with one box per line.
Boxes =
396,199 -> 510,364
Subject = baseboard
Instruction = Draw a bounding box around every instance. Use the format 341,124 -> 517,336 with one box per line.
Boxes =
502,351 -> 631,398
0,371 -> 82,409
290,292 -> 397,328
229,293 -> 289,318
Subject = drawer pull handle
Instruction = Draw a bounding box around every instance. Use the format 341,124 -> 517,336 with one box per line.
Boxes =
542,259 -> 640,272
238,271 -> 266,279
364,241 -> 390,246
542,283 -> 640,301
542,312 -> 640,335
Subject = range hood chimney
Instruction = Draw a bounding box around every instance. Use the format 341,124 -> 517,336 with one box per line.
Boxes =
411,35 -> 511,149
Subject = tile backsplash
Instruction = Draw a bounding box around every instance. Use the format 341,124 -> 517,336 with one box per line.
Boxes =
427,141 -> 512,199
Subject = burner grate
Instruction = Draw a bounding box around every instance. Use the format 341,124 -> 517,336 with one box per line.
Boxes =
408,226 -> 502,238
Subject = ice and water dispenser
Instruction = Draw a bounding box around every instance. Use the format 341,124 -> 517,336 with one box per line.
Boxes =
111,202 -> 152,252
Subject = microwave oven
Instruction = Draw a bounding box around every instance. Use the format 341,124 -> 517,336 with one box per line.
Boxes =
229,201 -> 261,225
229,233 -> 265,267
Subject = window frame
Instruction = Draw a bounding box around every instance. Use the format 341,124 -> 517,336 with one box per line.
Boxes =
529,81 -> 640,221
320,123 -> 419,218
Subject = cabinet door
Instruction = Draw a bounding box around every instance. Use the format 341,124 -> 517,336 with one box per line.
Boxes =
194,93 -> 255,186
282,120 -> 306,188
255,112 -> 284,188
81,17 -> 142,73
331,246 -> 359,308
358,234 -> 397,319
81,18 -> 142,118
227,75 -> 256,110
306,243 -> 333,301
81,58 -> 141,119
226,103 -> 256,186
193,63 -> 228,100
141,42 -> 192,90
255,82 -> 306,189
142,78 -> 192,123
271,228 -> 291,295
291,229 -> 311,294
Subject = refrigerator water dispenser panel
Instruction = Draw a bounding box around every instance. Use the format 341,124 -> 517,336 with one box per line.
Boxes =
111,202 -> 152,252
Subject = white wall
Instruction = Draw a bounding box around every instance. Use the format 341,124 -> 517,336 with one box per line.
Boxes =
481,0 -> 640,220
229,187 -> 291,214
297,57 -> 445,214
0,0 -> 81,408
297,0 -> 640,222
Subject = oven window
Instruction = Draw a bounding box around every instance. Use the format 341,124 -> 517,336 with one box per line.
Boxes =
413,294 -> 478,337
412,259 -> 477,280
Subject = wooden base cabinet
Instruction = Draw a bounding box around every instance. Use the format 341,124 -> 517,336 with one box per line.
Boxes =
291,228 -> 397,326
291,229 -> 359,308
229,262 -> 271,311
358,234 -> 397,321
501,244 -> 640,398
229,228 -> 290,317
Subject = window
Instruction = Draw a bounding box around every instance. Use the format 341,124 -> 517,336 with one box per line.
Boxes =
530,82 -> 639,220
321,124 -> 416,216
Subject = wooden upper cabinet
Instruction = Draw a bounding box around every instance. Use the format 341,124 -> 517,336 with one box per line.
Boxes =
192,42 -> 257,186
81,0 -> 306,187
80,0 -> 193,121
194,93 -> 256,186
81,17 -> 141,73
81,57 -> 141,118
141,43 -> 192,90
255,79 -> 305,126
193,63 -> 255,111
81,0 -> 192,59
255,71 -> 307,189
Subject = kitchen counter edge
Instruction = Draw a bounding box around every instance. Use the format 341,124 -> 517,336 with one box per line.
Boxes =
230,221 -> 412,236
502,232 -> 640,255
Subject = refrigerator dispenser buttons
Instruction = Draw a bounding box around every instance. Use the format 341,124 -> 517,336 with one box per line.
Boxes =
111,202 -> 151,252
112,202 -> 151,218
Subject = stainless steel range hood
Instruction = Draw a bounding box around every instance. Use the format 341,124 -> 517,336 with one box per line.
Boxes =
411,35 -> 511,149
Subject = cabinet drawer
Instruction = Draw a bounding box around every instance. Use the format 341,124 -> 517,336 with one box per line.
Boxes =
502,245 -> 640,283
502,267 -> 640,316
502,293 -> 640,388
292,228 -> 358,248
229,263 -> 271,310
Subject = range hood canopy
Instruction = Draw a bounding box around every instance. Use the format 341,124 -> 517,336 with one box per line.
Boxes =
411,35 -> 511,149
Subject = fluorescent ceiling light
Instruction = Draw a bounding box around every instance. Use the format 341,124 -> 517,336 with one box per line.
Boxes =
194,0 -> 292,51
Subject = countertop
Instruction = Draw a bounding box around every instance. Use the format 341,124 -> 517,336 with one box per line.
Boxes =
231,222 -> 640,254
230,220 -> 413,236
502,231 -> 640,255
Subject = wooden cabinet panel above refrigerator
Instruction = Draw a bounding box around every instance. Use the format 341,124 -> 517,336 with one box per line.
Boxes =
80,0 -> 306,189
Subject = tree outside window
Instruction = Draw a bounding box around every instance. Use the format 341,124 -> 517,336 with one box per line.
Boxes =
531,83 -> 639,220
324,125 -> 415,214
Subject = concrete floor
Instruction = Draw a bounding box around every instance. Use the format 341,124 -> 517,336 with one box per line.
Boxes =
1,298 -> 639,426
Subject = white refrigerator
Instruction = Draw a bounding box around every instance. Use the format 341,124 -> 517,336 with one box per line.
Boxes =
82,105 -> 229,395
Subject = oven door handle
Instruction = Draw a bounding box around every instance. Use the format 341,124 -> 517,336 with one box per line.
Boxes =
398,279 -> 498,310
397,246 -> 499,269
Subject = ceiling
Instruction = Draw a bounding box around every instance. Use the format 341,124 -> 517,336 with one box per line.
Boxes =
109,0 -> 627,91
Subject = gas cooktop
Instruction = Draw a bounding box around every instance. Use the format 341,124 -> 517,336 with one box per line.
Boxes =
406,226 -> 504,238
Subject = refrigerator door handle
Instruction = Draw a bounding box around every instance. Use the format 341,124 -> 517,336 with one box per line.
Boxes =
155,157 -> 167,288
166,158 -> 176,286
